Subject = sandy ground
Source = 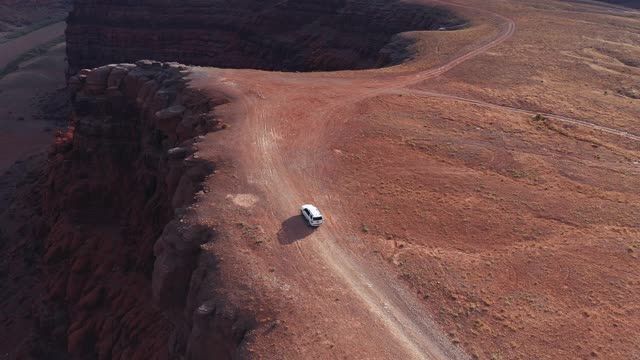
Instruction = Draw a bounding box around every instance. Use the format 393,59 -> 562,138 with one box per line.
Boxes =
181,0 -> 640,358
0,41 -> 67,172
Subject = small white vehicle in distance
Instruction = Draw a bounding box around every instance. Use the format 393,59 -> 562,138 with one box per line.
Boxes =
300,204 -> 324,227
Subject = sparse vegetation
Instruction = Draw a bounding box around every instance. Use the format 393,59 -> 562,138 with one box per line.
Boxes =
506,169 -> 527,179
532,114 -> 548,122
617,87 -> 639,100
236,221 -> 250,229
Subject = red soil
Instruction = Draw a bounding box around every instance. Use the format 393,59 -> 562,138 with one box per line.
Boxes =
2,0 -> 639,359
183,0 -> 640,358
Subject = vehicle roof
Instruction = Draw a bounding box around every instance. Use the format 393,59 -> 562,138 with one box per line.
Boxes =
301,204 -> 322,217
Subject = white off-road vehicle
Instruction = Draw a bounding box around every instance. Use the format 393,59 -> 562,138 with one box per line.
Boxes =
300,204 -> 324,227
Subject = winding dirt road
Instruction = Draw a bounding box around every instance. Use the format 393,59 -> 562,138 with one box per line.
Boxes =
398,88 -> 640,142
192,0 -> 638,358
0,21 -> 65,70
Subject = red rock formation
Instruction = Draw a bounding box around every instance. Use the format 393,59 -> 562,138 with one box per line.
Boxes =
65,0 -> 464,74
31,60 -> 245,359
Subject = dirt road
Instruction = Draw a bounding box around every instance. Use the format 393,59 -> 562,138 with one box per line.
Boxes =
192,0 -> 637,358
0,21 -> 65,70
189,1 -> 520,359
398,88 -> 640,142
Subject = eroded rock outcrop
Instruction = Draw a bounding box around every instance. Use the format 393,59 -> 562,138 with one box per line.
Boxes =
38,61 -> 247,359
65,0 -> 465,74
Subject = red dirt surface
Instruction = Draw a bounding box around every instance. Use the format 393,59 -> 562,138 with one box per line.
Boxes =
1,0 -> 638,358
182,0 -> 640,358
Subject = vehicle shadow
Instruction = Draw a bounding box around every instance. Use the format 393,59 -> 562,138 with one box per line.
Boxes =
277,215 -> 315,245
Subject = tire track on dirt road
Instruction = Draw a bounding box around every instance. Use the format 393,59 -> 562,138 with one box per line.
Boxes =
206,1 -> 518,358
243,3 -> 516,359
216,0 -> 640,357
238,89 -> 465,359
310,6 -> 517,122
397,88 -> 640,142
303,2 -> 517,168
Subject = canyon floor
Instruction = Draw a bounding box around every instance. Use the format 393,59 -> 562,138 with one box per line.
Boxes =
184,0 -> 640,359
0,1 -> 68,172
0,35 -> 68,358
0,0 -> 69,43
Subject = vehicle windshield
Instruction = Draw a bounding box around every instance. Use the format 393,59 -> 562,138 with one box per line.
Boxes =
313,216 -> 323,221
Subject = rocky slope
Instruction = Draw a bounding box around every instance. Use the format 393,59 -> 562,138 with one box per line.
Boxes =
65,0 -> 464,74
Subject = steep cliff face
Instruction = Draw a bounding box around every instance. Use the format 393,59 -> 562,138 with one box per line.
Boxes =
0,153 -> 51,359
36,61 -> 245,359
65,0 -> 464,74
